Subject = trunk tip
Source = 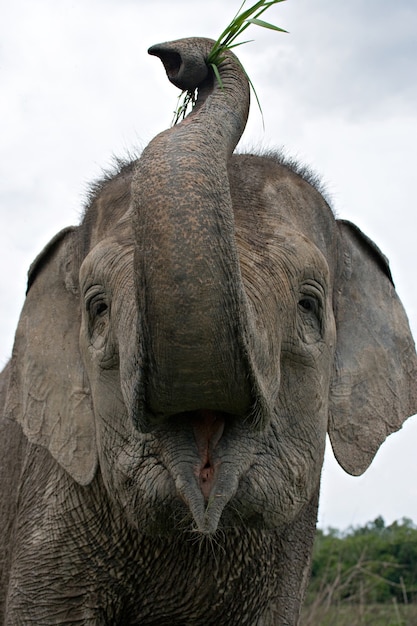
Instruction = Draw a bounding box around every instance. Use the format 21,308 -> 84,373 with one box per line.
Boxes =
148,39 -> 211,92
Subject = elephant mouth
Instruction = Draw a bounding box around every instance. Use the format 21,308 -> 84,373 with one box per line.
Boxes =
164,409 -> 243,533
190,409 -> 226,501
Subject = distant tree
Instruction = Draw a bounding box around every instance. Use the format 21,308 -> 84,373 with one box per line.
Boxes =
307,517 -> 417,605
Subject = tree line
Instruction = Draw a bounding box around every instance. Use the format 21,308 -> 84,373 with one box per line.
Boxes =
307,517 -> 417,605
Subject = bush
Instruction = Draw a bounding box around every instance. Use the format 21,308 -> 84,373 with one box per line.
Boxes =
307,517 -> 417,606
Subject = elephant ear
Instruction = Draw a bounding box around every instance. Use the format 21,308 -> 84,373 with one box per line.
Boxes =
329,220 -> 417,476
4,227 -> 97,485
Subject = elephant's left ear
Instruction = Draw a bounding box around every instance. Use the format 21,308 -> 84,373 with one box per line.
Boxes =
329,220 -> 417,476
4,227 -> 97,485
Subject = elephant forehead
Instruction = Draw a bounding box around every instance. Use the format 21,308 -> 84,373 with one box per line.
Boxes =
79,237 -> 134,288
237,223 -> 331,288
279,227 -> 331,280
229,154 -> 336,256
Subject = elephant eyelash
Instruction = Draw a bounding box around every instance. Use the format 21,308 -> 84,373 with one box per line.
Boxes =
85,290 -> 109,320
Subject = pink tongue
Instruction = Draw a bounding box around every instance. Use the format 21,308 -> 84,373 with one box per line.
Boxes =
192,410 -> 225,500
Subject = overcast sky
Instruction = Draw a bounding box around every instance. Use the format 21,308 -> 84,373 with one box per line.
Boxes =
1,0 -> 417,531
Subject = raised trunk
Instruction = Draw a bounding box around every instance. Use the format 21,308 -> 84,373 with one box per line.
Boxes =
132,38 -> 254,428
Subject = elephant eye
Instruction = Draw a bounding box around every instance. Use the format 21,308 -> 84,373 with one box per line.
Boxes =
82,284 -> 117,368
297,282 -> 324,344
298,296 -> 319,316
85,289 -> 109,321
92,300 -> 108,318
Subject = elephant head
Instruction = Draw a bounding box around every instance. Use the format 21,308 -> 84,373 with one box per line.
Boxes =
5,38 -> 417,537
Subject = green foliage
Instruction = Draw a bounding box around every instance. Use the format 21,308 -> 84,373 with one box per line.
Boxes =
206,0 -> 287,71
172,0 -> 287,125
307,517 -> 417,608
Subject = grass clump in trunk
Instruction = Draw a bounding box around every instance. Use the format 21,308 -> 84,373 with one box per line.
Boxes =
172,0 -> 287,125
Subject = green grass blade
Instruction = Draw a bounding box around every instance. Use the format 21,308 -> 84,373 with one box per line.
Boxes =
216,0 -> 283,48
210,63 -> 225,91
225,40 -> 254,50
246,18 -> 288,32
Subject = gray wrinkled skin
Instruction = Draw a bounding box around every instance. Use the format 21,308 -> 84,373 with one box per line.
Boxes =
1,38 -> 416,625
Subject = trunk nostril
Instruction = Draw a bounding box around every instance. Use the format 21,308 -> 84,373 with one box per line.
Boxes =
148,41 -> 210,92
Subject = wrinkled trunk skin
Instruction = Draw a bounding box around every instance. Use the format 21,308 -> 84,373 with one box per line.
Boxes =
132,39 -> 261,428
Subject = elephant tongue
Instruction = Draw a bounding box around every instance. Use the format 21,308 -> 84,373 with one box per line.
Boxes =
192,410 -> 225,501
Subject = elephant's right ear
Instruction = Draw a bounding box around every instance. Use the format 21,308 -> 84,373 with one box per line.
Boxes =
4,227 -> 97,485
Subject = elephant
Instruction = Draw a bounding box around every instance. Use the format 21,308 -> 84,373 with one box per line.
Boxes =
0,36 -> 416,625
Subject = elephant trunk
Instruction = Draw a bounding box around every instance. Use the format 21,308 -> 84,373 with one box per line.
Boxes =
132,38 -> 254,428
